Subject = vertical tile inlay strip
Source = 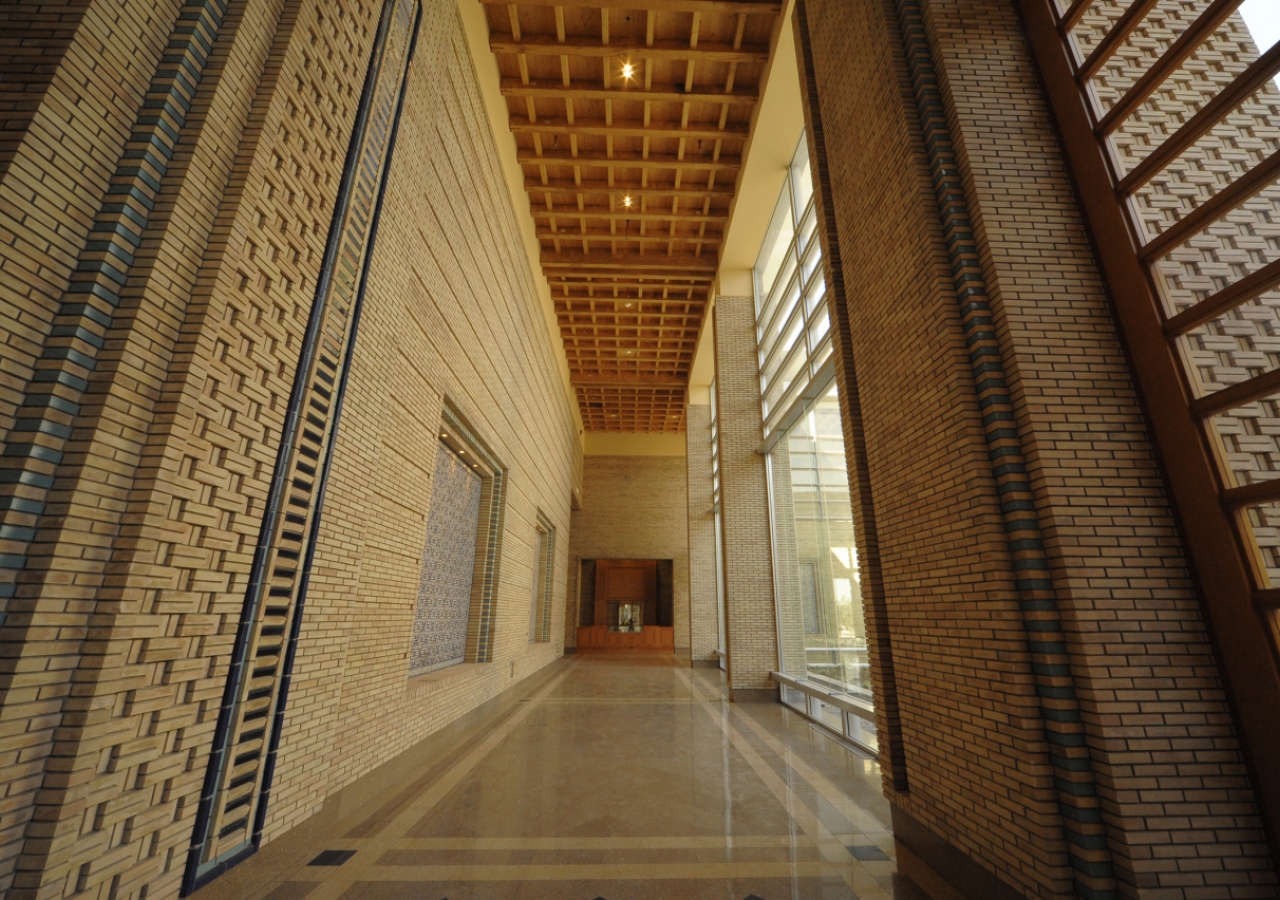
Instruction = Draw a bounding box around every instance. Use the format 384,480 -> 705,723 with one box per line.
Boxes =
183,0 -> 422,889
890,1 -> 1119,895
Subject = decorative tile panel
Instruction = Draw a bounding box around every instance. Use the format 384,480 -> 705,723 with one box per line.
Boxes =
410,444 -> 482,675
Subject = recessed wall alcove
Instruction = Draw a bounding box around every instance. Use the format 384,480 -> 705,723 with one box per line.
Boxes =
576,559 -> 675,652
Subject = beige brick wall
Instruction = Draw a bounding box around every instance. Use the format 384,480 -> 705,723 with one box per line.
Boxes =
0,0 -> 582,896
566,455 -> 690,651
713,296 -> 779,694
685,405 -> 719,662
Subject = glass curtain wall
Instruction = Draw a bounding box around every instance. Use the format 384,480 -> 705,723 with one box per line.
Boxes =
756,136 -> 830,434
757,135 -> 876,750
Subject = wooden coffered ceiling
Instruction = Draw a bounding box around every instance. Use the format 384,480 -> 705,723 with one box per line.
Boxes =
480,0 -> 783,432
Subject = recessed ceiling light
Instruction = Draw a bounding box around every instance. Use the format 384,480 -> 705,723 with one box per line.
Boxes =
623,195 -> 633,207
624,302 -> 633,308
621,62 -> 635,79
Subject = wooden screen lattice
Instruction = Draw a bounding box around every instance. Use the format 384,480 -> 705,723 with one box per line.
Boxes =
183,0 -> 421,888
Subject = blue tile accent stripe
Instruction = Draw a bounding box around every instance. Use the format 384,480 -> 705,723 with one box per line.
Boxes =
183,0 -> 422,891
889,1 -> 1119,895
0,0 -> 228,612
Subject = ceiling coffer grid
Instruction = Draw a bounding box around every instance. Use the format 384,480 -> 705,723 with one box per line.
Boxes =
481,0 -> 782,432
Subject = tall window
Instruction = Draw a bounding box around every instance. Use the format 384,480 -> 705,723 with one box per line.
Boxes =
529,514 -> 555,642
755,135 -> 830,435
757,135 -> 876,750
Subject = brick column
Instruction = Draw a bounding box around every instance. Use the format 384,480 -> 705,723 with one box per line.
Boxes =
766,438 -> 807,677
713,296 -> 779,699
685,403 -> 719,664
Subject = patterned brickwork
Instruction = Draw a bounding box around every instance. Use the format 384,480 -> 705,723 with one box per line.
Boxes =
897,1 -> 1117,893
267,0 -> 579,837
0,2 -> 91,180
685,404 -> 719,663
565,455 -> 690,650
0,0 -> 582,896
712,296 -> 779,693
1,0 -> 309,894
1071,3 -> 1280,591
0,0 -> 185,441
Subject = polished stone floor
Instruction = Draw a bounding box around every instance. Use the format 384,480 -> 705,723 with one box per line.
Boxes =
194,655 -> 924,900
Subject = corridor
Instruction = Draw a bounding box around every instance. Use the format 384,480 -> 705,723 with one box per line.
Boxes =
192,658 -> 909,900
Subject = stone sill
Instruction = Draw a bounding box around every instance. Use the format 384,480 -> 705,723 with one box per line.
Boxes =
406,662 -> 490,696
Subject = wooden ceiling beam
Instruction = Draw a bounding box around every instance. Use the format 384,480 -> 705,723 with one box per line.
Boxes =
570,378 -> 689,387
481,0 -> 779,12
556,297 -> 710,305
517,148 -> 740,170
566,357 -> 695,364
537,208 -> 725,223
501,78 -> 758,106
541,251 -> 718,271
559,300 -> 707,308
525,178 -> 734,197
551,277 -> 712,286
512,117 -> 748,140
553,288 -> 711,296
491,34 -> 769,63
564,335 -> 700,343
560,311 -> 708,319
558,302 -> 710,309
562,322 -> 703,332
537,227 -> 722,242
484,0 -> 779,433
